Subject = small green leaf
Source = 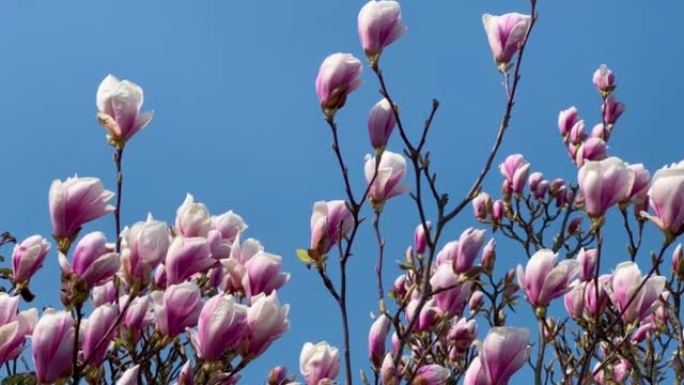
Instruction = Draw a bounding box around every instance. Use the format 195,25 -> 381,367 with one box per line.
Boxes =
296,249 -> 314,264
2,373 -> 37,385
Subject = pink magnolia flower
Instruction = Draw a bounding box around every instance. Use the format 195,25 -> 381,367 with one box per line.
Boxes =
448,318 -> 478,354
96,74 -> 153,146
602,95 -> 625,125
584,274 -> 612,319
472,192 -> 492,221
175,194 -> 212,238
357,0 -> 406,61
463,357 -> 488,385
641,160 -> 684,237
92,281 -> 118,306
175,362 -> 194,385
49,176 -> 115,242
558,107 -> 579,137
435,228 -> 486,273
413,222 -> 431,255
245,292 -> 290,357
0,294 -> 37,365
116,365 -> 140,385
563,281 -> 585,320
516,249 -> 579,308
575,137 -> 607,167
165,236 -> 215,285
368,98 -> 396,150
299,341 -> 340,385
592,64 -> 615,93
152,282 -> 202,337
315,53 -> 363,115
11,235 -> 50,285
82,303 -> 119,366
577,248 -> 598,282
121,294 -> 153,342
479,327 -> 530,385
212,210 -> 247,244
32,310 -> 75,384
482,13 -> 531,66
242,251 -> 289,300
673,244 -> 684,277
59,231 -> 120,288
121,213 -> 170,287
469,291 -> 485,313
430,264 -> 472,316
481,239 -> 496,273
610,262 -> 666,324
411,364 -> 450,385
368,314 -> 390,368
578,157 -> 635,218
191,293 -> 247,361
499,154 -> 530,195
268,366 -> 288,385
593,359 -> 630,385
365,151 -> 408,208
308,200 -> 353,260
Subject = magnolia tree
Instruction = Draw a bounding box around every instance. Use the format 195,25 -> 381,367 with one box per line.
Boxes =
0,1 -> 682,385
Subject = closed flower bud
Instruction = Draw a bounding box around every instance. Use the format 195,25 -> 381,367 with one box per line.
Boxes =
365,151 -> 409,210
575,137 -> 607,167
315,53 -> 363,117
368,98 -> 396,150
121,294 -> 153,342
430,265 -> 471,316
414,222 -> 431,255
567,216 -> 583,235
499,154 -> 530,195
592,64 -> 615,94
175,194 -> 212,237
492,200 -> 504,223
602,95 -> 624,125
242,251 -> 289,299
463,357 -> 487,385
92,281 -> 118,307
268,366 -> 288,385
49,176 -> 115,245
558,107 -> 579,137
96,74 -> 153,147
611,262 -> 666,324
448,318 -> 477,354
358,0 -> 406,63
152,282 -> 202,337
472,192 -> 492,222
479,327 -> 530,385
368,314 -> 390,368
528,172 -> 544,193
469,291 -> 484,313
482,13 -> 531,68
11,235 -> 50,285
563,282 -> 585,320
481,239 -> 496,274
673,244 -> 684,279
212,210 -> 247,244
299,341 -> 339,385
516,249 -> 578,308
578,157 -> 635,218
32,310 -> 75,384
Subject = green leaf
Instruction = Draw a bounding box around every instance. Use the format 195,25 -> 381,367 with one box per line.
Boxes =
296,249 -> 314,264
2,373 -> 37,385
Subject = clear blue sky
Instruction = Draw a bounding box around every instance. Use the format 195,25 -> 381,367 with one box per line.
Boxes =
0,0 -> 682,383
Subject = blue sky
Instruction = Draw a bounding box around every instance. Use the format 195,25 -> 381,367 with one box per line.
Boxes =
0,0 -> 682,383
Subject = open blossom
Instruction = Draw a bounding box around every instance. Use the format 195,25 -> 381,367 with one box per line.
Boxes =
307,200 -> 353,261
610,262 -> 666,324
246,292 -> 290,357
482,13 -> 531,66
449,318 -> 478,354
499,154 -> 530,195
0,294 -> 37,365
192,294 -> 247,361
430,264 -> 472,316
82,304 -> 119,366
59,231 -> 120,288
478,327 -> 530,385
365,151 -> 408,208
175,194 -> 212,238
300,341 -> 340,385
641,160 -> 684,237
11,235 -> 50,285
49,176 -> 115,242
368,314 -> 390,368
578,157 -> 635,218
121,213 -> 169,286
152,282 -> 202,337
463,357 -> 487,385
368,98 -> 396,150
357,0 -> 406,61
32,310 -> 75,384
315,53 -> 363,115
435,228 -> 486,273
96,74 -> 153,146
242,251 -> 289,299
517,249 -> 578,308
165,236 -> 214,285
